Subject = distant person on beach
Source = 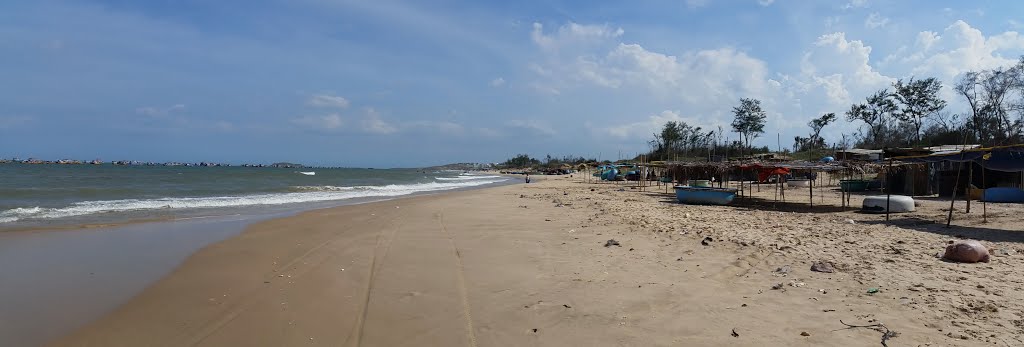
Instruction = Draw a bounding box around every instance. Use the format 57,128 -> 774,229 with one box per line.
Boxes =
525,173 -> 531,183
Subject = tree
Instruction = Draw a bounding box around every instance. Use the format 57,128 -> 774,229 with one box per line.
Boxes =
953,58 -> 1024,145
795,112 -> 836,152
809,112 -> 836,143
730,98 -> 767,148
954,71 -> 987,142
893,77 -> 947,144
846,89 -> 897,147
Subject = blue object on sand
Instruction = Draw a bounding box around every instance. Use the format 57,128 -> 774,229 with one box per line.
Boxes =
673,186 -> 737,205
983,187 -> 1024,203
821,156 -> 835,163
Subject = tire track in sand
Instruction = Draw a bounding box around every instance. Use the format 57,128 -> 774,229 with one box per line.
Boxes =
437,211 -> 479,347
348,207 -> 405,347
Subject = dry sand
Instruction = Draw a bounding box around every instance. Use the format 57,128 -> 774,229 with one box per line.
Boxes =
54,174 -> 1024,346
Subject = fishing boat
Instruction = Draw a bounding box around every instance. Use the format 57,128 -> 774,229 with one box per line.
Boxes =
687,179 -> 712,188
862,195 -> 915,213
673,186 -> 738,205
840,179 -> 871,192
299,171 -> 316,176
983,187 -> 1024,203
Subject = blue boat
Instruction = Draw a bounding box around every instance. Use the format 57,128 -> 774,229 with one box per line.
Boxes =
673,186 -> 738,205
983,187 -> 1024,203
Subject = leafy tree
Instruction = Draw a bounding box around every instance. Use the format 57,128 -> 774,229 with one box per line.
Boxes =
846,89 -> 898,147
795,112 -> 836,152
730,98 -> 767,148
893,77 -> 947,144
500,154 -> 540,168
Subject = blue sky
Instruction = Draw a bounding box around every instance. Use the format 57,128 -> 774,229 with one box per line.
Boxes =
2,0 -> 1023,167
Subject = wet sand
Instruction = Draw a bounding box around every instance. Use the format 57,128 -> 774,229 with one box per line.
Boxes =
53,175 -> 1024,346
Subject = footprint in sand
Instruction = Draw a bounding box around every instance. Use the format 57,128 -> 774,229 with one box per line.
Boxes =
399,291 -> 423,302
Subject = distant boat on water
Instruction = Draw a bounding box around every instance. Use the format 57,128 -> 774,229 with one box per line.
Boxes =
299,171 -> 316,176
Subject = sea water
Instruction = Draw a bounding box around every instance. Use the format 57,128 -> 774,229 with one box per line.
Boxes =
0,164 -> 508,229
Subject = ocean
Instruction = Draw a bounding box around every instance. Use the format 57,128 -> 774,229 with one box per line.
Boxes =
0,164 -> 509,230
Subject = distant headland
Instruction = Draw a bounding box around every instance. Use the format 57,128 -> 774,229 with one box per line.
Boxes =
0,157 -> 307,168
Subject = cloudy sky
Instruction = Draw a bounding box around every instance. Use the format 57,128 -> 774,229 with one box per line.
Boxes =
2,0 -> 1023,167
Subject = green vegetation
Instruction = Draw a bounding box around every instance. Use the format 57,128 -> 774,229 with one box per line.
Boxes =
497,154 -> 596,169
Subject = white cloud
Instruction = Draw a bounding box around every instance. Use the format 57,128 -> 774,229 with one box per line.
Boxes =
505,119 -> 556,136
600,110 -> 702,139
292,113 -> 343,130
490,77 -> 506,87
885,20 -> 1024,80
796,32 -> 892,106
757,0 -> 775,6
843,0 -> 868,10
136,104 -> 185,117
361,108 -> 397,134
530,27 -> 776,105
864,12 -> 889,29
531,22 -> 623,52
307,94 -> 350,109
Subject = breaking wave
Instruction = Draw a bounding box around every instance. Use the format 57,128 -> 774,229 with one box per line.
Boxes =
0,178 -> 506,224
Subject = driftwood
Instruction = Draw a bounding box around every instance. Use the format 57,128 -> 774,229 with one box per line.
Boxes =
837,320 -> 898,347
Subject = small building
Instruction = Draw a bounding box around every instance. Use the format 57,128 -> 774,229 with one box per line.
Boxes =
834,148 -> 883,161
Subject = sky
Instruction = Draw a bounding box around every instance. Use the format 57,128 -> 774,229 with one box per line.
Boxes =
2,0 -> 1024,167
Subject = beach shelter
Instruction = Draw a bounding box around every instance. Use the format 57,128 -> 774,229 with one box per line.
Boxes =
891,144 -> 1024,224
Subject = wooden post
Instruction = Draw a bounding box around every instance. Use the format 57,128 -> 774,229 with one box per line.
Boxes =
982,165 -> 988,223
809,171 -> 814,209
886,159 -> 893,221
946,159 -> 965,228
966,162 -> 973,213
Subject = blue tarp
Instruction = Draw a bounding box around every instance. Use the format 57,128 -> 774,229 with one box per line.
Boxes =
895,145 -> 1024,172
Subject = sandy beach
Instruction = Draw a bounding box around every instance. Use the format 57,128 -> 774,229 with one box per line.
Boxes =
53,175 -> 1024,346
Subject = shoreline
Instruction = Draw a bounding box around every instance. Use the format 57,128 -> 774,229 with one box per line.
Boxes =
0,179 -> 516,347
40,174 -> 1024,346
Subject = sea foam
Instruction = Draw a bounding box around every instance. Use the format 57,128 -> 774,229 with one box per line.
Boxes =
0,178 -> 506,224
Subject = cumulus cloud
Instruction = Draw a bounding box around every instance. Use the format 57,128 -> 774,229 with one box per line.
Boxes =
599,110 -> 703,139
795,32 -> 892,106
292,113 -> 343,130
898,20 -> 1024,80
529,23 -> 777,106
307,94 -> 350,108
